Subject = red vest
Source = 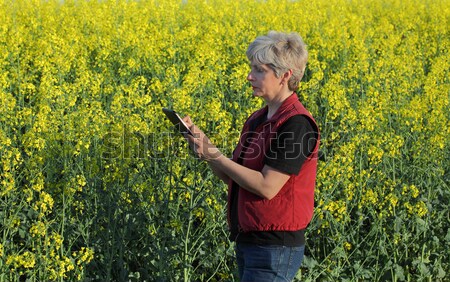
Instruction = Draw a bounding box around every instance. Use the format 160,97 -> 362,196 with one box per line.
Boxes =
228,93 -> 320,232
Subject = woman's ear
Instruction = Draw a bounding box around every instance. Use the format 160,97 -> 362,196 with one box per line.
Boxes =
281,69 -> 293,85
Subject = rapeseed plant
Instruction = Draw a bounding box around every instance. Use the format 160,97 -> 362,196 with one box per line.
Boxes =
0,0 -> 448,281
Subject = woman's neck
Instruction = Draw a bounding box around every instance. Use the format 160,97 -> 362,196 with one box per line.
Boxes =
266,91 -> 293,119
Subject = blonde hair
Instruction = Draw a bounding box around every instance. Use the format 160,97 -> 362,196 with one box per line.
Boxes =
246,31 -> 308,91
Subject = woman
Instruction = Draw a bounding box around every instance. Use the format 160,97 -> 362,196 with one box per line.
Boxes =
183,31 -> 320,282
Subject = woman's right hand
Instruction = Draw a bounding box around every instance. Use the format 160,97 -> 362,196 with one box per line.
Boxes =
182,116 -> 222,161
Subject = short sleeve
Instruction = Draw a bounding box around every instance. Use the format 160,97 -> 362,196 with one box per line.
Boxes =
264,115 -> 318,175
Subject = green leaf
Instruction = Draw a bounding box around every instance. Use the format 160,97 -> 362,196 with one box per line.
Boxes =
419,262 -> 430,276
302,256 -> 318,269
445,228 -> 450,243
394,264 -> 405,281
437,265 -> 446,279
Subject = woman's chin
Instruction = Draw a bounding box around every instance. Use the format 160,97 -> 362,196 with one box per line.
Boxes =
252,90 -> 262,97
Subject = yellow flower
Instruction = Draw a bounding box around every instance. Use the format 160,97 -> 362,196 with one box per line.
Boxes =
7,251 -> 36,269
34,191 -> 54,216
344,242 -> 352,251
73,247 -> 95,266
29,221 -> 46,237
0,0 -> 448,280
415,201 -> 428,218
402,184 -> 420,198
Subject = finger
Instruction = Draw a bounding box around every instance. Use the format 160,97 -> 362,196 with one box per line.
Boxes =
184,133 -> 201,149
185,132 -> 198,143
182,115 -> 193,126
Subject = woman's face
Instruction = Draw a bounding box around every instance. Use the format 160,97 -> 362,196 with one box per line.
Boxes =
247,62 -> 282,99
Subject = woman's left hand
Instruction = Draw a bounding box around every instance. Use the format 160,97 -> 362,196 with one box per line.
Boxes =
182,116 -> 222,161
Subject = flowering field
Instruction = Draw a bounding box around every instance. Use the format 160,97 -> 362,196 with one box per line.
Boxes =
0,0 -> 449,281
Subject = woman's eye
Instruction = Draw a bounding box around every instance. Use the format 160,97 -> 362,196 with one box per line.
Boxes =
250,64 -> 265,73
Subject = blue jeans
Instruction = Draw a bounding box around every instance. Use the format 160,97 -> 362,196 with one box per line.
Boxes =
235,242 -> 305,282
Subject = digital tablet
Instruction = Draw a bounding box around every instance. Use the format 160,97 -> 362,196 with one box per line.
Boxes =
162,108 -> 194,136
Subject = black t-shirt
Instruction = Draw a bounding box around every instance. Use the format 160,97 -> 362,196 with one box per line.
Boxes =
230,114 -> 318,246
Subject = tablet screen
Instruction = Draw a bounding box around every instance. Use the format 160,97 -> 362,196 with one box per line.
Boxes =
162,108 -> 193,136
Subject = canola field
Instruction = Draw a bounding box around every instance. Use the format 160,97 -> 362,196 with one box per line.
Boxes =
0,0 -> 449,281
